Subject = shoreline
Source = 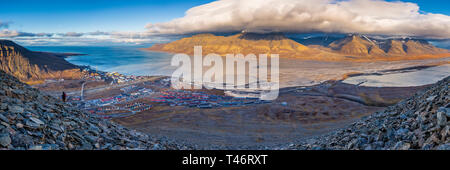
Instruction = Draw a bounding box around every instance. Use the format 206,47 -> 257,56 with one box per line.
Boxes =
342,61 -> 450,80
37,51 -> 88,58
33,51 -> 450,149
52,49 -> 450,91
143,45 -> 450,62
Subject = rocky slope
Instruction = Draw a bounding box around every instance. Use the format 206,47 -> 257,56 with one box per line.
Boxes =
0,40 -> 82,83
287,76 -> 449,150
0,70 -> 191,150
146,32 -> 310,56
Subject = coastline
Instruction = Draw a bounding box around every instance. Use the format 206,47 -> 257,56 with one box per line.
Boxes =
143,43 -> 450,63
54,47 -> 450,89
341,61 -> 450,80
31,48 -> 449,149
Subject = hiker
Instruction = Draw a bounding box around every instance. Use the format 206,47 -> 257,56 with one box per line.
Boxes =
62,91 -> 67,102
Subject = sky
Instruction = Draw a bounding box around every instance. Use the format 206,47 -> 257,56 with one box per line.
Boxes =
0,0 -> 449,46
0,0 -> 215,33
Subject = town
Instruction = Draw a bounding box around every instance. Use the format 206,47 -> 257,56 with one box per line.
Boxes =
80,66 -> 148,84
68,73 -> 271,119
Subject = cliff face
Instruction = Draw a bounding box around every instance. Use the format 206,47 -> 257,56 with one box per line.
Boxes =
0,40 -> 82,83
146,33 -> 310,56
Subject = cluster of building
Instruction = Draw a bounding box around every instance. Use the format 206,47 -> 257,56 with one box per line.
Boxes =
143,78 -> 171,88
125,102 -> 152,112
83,87 -> 153,108
85,100 -> 152,119
89,112 -> 135,119
81,66 -> 146,84
68,75 -> 271,119
105,72 -> 144,84
150,90 -> 269,109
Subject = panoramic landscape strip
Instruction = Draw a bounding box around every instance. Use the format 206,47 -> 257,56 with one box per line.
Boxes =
0,1 -> 449,167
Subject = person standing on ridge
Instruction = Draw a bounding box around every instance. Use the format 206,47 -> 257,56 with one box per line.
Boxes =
62,91 -> 67,102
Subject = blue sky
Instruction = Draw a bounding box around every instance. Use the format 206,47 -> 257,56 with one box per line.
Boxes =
1,0 -> 449,45
1,0 -> 447,33
0,0 -> 215,33
394,0 -> 450,15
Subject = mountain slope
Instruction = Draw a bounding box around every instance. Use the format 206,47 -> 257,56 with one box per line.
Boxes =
383,40 -> 408,55
403,39 -> 448,55
329,35 -> 386,56
328,35 -> 449,57
0,40 -> 82,82
288,76 -> 449,150
146,33 -> 310,56
0,70 -> 189,150
146,33 -> 449,61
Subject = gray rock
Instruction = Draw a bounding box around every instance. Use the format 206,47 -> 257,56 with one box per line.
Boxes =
8,105 -> 24,114
422,144 -> 433,150
426,95 -> 436,101
438,107 -> 450,117
29,145 -> 43,150
152,143 -> 161,150
436,144 -> 450,150
437,111 -> 447,127
0,134 -> 12,147
11,134 -> 34,148
0,103 -> 7,110
16,123 -> 24,129
393,141 -> 410,150
29,117 -> 45,125
0,114 -> 8,123
25,120 -> 41,129
78,142 -> 94,150
85,135 -> 99,143
395,128 -> 409,136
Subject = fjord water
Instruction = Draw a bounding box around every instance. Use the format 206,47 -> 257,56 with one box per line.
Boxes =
26,46 -> 177,76
26,46 -> 450,88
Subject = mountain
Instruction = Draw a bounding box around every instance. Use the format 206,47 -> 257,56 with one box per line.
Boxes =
329,35 -> 386,56
288,76 -> 450,150
0,40 -> 82,83
146,32 -> 310,56
0,70 -> 189,150
383,40 -> 407,55
402,39 -> 448,55
329,35 -> 449,57
146,33 -> 449,61
380,39 -> 448,56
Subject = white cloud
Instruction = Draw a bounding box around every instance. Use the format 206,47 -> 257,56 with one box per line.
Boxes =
0,29 -> 55,38
0,29 -> 20,37
146,0 -> 450,39
59,32 -> 84,37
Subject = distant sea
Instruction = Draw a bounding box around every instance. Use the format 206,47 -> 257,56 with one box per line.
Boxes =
26,46 -> 450,88
26,46 -> 177,76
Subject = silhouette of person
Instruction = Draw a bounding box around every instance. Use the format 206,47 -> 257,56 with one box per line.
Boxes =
62,91 -> 67,102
